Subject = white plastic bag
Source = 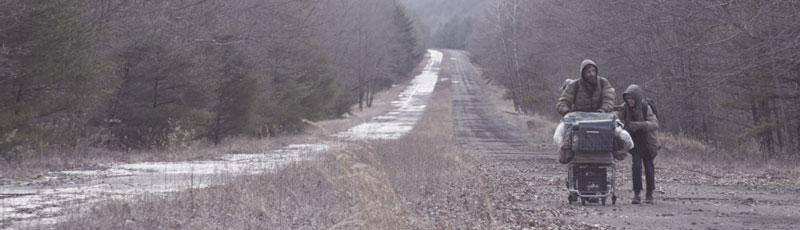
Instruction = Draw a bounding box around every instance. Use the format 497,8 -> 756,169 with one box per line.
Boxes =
554,122 -> 575,164
553,122 -> 566,149
615,126 -> 634,152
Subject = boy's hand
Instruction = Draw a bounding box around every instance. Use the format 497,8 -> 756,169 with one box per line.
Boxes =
626,122 -> 643,132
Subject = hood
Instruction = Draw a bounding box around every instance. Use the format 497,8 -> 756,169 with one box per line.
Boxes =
623,84 -> 644,107
580,59 -> 597,80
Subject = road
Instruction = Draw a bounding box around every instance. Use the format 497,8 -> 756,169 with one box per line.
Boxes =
443,50 -> 800,229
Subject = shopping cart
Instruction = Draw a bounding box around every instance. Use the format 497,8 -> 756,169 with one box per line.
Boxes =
562,112 -> 618,205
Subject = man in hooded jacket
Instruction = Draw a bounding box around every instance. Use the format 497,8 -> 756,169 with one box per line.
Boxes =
618,84 -> 660,204
556,59 -> 616,116
554,60 -> 618,164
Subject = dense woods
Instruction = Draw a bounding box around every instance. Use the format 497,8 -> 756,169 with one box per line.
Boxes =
432,0 -> 800,156
0,0 -> 421,156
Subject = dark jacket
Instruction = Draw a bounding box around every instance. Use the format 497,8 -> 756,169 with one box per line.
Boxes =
618,84 -> 660,158
556,59 -> 616,116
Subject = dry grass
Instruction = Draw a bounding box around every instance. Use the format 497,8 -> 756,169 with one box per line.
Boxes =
369,69 -> 495,229
44,135 -> 411,229
50,155 -> 389,229
657,132 -> 799,174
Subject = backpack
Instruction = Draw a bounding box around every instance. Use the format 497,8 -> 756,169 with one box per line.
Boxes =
641,98 -> 659,122
640,98 -> 662,158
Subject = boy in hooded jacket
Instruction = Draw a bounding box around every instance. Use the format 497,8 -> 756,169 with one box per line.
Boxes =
618,84 -> 660,204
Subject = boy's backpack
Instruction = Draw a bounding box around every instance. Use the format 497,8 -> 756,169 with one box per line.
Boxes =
641,98 -> 660,122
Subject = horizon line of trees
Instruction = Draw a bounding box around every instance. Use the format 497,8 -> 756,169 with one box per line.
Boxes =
0,0 -> 422,157
437,0 -> 800,156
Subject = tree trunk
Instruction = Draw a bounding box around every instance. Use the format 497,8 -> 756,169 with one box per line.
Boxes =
367,79 -> 375,108
510,0 -> 525,114
213,113 -> 222,145
14,82 -> 24,116
152,76 -> 160,109
768,19 -> 795,153
358,86 -> 363,112
772,98 -> 784,150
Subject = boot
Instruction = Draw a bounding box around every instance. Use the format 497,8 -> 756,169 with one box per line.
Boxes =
631,191 -> 641,204
645,190 -> 654,204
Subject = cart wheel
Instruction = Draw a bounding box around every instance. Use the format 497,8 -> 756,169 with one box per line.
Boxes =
602,197 -> 606,206
581,197 -> 586,205
568,193 -> 578,204
612,195 -> 617,205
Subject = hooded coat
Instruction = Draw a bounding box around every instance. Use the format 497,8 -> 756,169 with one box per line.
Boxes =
618,84 -> 660,158
556,59 -> 616,116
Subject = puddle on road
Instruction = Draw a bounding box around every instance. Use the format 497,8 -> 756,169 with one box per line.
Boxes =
333,50 -> 443,140
0,49 -> 443,229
